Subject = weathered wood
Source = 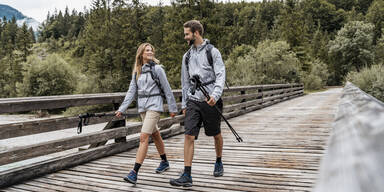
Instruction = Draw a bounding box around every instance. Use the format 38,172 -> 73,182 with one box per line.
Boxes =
0,86 -> 302,140
0,84 -> 301,113
0,113 -> 129,140
0,89 -> 304,166
0,104 -> 183,140
0,124 -> 184,188
2,86 -> 331,191
0,115 -> 185,166
0,83 -> 307,190
87,118 -> 127,149
314,82 -> 384,192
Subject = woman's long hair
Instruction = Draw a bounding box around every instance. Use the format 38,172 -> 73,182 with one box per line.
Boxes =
133,43 -> 160,80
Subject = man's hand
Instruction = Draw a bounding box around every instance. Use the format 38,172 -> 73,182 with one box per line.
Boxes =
182,109 -> 186,116
170,112 -> 176,118
115,111 -> 122,117
206,96 -> 216,106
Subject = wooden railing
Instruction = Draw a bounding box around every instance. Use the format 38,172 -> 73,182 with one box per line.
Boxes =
314,82 -> 384,192
0,84 -> 303,187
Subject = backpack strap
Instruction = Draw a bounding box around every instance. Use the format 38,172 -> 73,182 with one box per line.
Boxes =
134,72 -> 138,100
205,43 -> 230,89
185,43 -> 214,73
184,48 -> 192,75
148,61 -> 166,99
184,42 -> 230,89
206,43 -> 214,67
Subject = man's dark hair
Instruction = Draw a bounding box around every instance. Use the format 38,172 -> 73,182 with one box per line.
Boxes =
183,20 -> 204,36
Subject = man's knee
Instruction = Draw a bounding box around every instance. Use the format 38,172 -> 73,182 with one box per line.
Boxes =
214,133 -> 222,140
185,134 -> 195,143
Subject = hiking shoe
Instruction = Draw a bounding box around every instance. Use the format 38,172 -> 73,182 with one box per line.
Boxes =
213,162 -> 224,177
123,170 -> 137,184
170,173 -> 193,187
156,160 -> 170,173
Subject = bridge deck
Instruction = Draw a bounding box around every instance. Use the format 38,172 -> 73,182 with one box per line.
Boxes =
3,88 -> 342,192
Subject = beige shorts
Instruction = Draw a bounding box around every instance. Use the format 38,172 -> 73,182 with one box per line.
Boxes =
140,110 -> 161,134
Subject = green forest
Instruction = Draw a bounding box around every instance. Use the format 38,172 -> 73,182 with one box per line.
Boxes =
0,0 -> 383,101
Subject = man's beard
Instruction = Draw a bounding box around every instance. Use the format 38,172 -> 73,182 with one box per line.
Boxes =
188,34 -> 196,46
188,39 -> 195,46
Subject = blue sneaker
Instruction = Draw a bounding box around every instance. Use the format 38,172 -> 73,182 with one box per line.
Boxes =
123,170 -> 137,184
170,173 -> 193,187
213,162 -> 224,177
156,160 -> 170,173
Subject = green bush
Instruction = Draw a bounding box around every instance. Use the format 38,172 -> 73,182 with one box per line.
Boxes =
18,54 -> 77,96
225,45 -> 257,86
302,59 -> 329,90
225,40 -> 301,86
303,73 -> 323,90
346,64 -> 384,101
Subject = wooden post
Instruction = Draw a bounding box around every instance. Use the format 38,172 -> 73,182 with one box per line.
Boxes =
86,103 -> 126,149
240,90 -> 246,110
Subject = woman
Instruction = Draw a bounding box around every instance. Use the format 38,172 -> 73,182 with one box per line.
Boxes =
116,43 -> 178,184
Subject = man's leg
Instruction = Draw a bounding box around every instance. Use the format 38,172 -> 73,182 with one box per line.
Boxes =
170,134 -> 195,187
202,99 -> 224,177
184,134 -> 195,175
214,133 -> 223,158
213,132 -> 224,176
184,134 -> 195,166
170,101 -> 200,187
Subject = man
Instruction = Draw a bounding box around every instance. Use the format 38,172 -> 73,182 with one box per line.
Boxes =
170,20 -> 226,187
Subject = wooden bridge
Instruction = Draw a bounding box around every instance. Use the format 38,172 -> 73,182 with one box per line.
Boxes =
0,83 -> 383,191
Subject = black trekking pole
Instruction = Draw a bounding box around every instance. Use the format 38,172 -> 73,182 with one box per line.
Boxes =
190,75 -> 243,142
77,112 -> 134,134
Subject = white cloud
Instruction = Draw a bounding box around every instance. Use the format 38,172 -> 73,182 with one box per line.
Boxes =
0,0 -> 92,22
0,0 -> 261,23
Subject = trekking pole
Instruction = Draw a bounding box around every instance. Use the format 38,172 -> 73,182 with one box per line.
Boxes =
190,75 -> 243,142
77,112 -> 134,134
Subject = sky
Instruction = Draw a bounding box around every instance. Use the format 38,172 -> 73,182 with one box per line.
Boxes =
0,0 -> 260,23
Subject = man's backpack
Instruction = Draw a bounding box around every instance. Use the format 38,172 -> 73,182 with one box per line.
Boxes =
184,43 -> 214,73
184,42 -> 229,89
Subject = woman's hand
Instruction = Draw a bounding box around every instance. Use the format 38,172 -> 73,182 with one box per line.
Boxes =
115,111 -> 122,117
170,112 -> 176,118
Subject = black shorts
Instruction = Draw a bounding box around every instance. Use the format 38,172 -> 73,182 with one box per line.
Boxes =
184,98 -> 223,139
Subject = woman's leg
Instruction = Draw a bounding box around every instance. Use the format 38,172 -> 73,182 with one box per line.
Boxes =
152,130 -> 165,155
124,132 -> 150,184
135,132 -> 151,164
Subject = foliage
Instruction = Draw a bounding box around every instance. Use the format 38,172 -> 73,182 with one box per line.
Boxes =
328,21 -> 375,84
226,40 -> 301,85
346,64 -> 384,101
18,54 -> 77,96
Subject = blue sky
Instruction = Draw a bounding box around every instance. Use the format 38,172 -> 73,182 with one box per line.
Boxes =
0,0 -> 260,23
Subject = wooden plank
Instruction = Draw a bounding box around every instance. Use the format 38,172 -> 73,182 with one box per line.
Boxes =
0,84 -> 301,113
0,85 -> 302,140
314,82 -> 384,192
1,187 -> 31,192
0,115 -> 185,166
0,104 -> 182,140
6,183 -> 57,192
0,83 -> 308,191
0,124 -> 184,188
0,113 -> 128,140
0,90 -> 302,164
